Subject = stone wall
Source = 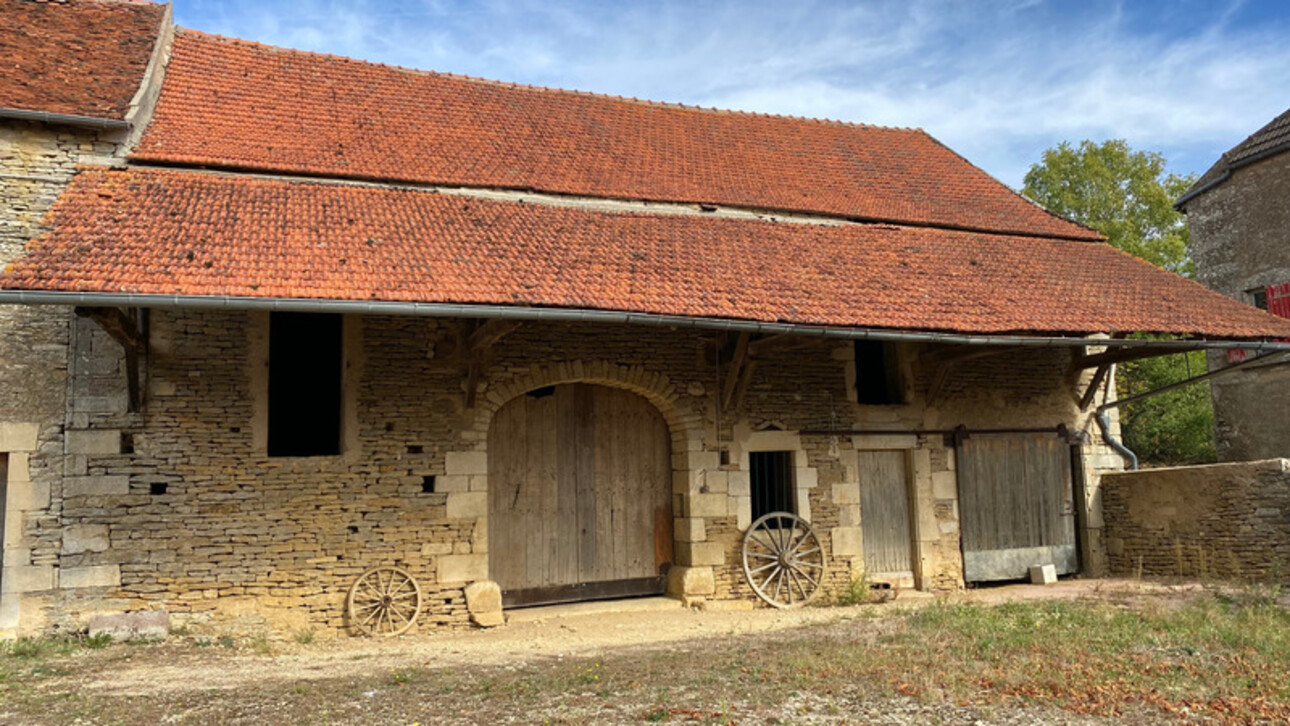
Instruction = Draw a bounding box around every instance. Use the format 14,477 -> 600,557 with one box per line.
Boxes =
0,119 -> 126,636
1184,151 -> 1290,462
1102,459 -> 1290,582
28,309 -> 1120,635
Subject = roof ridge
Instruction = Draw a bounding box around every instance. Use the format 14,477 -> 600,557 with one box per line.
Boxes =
171,28 -> 917,133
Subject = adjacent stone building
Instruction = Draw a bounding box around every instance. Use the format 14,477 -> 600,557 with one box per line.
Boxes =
1178,107 -> 1290,461
3,0 -> 1290,638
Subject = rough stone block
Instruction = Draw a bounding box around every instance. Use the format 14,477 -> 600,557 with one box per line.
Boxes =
65,429 -> 122,455
8,479 -> 50,512
0,565 -> 53,594
464,580 -> 502,613
674,517 -> 706,542
6,452 -> 29,483
444,451 -> 488,476
64,475 -> 130,497
727,470 -> 750,497
704,470 -> 728,493
435,475 -> 470,492
677,542 -> 725,567
446,492 -> 487,520
439,554 -> 488,583
686,493 -> 728,518
674,450 -> 720,472
63,525 -> 110,554
735,497 -> 752,530
795,467 -> 818,489
831,527 -> 864,557
61,565 -> 121,589
471,610 -> 505,627
87,610 -> 169,641
0,422 -> 39,452
832,482 -> 860,505
666,565 -> 715,596
932,470 -> 958,500
1028,564 -> 1057,585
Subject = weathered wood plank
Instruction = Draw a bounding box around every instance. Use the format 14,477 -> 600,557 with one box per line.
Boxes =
858,450 -> 913,575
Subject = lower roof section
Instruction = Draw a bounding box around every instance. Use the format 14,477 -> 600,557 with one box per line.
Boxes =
4,166 -> 1289,341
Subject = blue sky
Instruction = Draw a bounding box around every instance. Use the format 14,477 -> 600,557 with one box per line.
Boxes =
174,0 -> 1290,189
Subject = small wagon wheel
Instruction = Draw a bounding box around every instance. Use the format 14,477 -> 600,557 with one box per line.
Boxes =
741,512 -> 827,609
347,567 -> 423,637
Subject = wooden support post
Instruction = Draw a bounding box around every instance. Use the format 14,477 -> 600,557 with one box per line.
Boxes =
722,331 -> 750,410
461,319 -> 523,409
734,359 -> 758,409
926,363 -> 952,407
74,307 -> 146,412
1078,364 -> 1111,410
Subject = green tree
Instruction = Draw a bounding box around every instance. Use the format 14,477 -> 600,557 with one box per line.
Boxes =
1022,139 -> 1215,465
1022,139 -> 1196,275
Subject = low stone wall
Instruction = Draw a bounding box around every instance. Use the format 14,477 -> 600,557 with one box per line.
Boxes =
1102,459 -> 1290,582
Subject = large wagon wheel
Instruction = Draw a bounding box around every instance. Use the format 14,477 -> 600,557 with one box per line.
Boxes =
741,512 -> 827,608
347,567 -> 423,637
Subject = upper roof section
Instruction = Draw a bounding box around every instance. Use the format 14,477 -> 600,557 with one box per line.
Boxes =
6,166 -> 1285,341
1179,106 -> 1290,208
0,0 -> 167,121
131,31 -> 1101,241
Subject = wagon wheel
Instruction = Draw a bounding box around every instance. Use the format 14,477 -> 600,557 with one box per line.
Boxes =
347,567 -> 422,637
741,512 -> 827,609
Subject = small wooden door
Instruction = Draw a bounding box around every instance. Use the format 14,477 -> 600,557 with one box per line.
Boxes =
957,433 -> 1077,582
488,384 -> 673,607
857,450 -> 914,578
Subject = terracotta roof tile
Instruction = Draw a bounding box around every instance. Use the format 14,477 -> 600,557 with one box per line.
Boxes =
132,31 -> 1098,241
0,0 -> 165,120
5,167 -> 1286,340
1181,105 -> 1290,204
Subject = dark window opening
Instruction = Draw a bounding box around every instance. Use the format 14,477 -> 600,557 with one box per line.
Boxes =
421,475 -> 436,493
149,482 -> 167,495
750,450 -> 795,523
268,312 -> 343,457
1249,287 -> 1269,310
526,385 -> 556,399
407,445 -> 424,454
120,432 -> 135,455
854,341 -> 905,405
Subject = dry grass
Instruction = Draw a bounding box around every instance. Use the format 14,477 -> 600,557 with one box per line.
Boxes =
0,587 -> 1287,724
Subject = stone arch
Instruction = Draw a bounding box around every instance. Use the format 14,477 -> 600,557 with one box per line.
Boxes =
467,361 -> 704,452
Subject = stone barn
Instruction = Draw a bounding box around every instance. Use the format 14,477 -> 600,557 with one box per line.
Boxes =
3,0 -> 1290,637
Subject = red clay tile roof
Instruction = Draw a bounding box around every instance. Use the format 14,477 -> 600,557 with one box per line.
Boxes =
0,0 -> 165,120
131,31 -> 1099,241
6,166 -> 1288,340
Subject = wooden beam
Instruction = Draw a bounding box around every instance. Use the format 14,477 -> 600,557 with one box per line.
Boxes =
919,344 -> 1026,368
1078,364 -> 1111,410
1072,346 -> 1198,370
74,307 -> 145,353
925,364 -> 952,407
469,319 -> 522,353
747,333 -> 819,357
722,332 -> 750,409
733,359 -> 758,409
463,358 -> 482,409
75,307 -> 145,412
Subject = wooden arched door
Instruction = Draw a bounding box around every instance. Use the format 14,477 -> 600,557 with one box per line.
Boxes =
488,383 -> 673,607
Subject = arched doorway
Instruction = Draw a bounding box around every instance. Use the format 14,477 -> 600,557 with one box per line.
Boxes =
488,383 -> 673,607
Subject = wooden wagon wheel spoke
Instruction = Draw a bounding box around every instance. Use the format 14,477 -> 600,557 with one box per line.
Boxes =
348,567 -> 423,637
741,512 -> 827,609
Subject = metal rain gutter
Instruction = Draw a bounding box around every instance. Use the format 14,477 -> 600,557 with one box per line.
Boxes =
0,108 -> 129,130
1093,350 -> 1290,469
5,289 -> 1290,352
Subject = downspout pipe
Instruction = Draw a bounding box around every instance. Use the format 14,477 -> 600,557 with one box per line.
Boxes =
1094,350 -> 1290,470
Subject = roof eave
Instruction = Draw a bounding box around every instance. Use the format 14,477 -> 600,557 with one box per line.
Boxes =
0,107 -> 129,130
2,289 -> 1287,353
